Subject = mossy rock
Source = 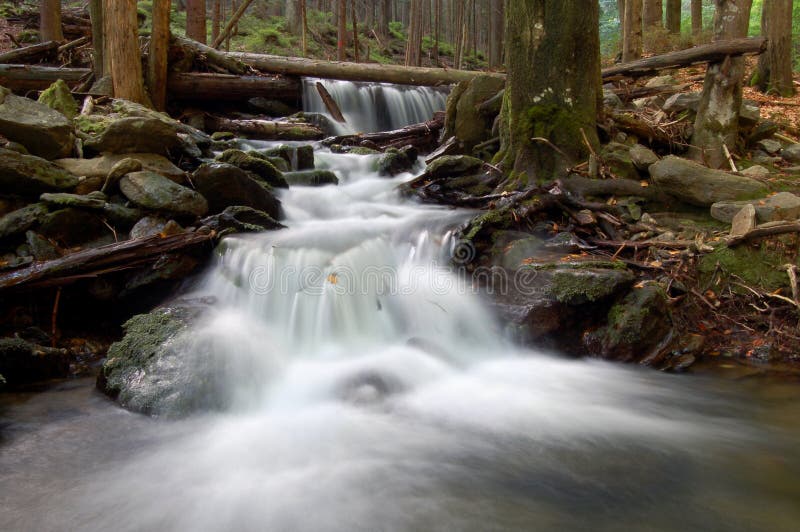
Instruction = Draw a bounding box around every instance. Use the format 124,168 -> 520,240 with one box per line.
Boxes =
37,79 -> 78,119
601,142 -> 639,180
0,148 -> 80,196
546,267 -> 635,305
698,244 -> 793,293
216,149 -> 288,188
426,155 -> 483,179
0,337 -> 70,384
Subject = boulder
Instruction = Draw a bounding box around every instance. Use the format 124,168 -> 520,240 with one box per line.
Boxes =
0,337 -> 70,385
781,144 -> 800,165
601,142 -> 639,180
120,171 -> 208,217
729,204 -> 757,237
378,148 -> 415,176
602,89 -> 623,109
710,192 -> 800,223
37,79 -> 78,119
283,170 -> 339,187
260,144 -> 314,171
129,216 -> 183,239
25,230 -> 60,260
756,139 -> 782,155
82,116 -> 180,155
0,203 -> 48,240
0,86 -> 74,159
662,91 -> 701,114
216,149 -> 288,188
629,144 -> 659,171
739,165 -> 770,179
443,75 -> 506,150
747,121 -> 780,145
193,163 -> 282,219
650,156 -> 767,206
38,208 -> 110,247
0,148 -> 80,196
427,155 -> 483,179
53,153 -> 185,182
201,206 -> 284,235
739,101 -> 760,128
38,191 -> 143,227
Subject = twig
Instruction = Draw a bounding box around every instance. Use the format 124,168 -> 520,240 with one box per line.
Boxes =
784,264 -> 800,305
727,221 -> 800,246
51,287 -> 61,348
722,143 -> 737,172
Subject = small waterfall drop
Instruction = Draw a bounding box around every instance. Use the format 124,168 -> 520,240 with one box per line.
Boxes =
302,77 -> 448,134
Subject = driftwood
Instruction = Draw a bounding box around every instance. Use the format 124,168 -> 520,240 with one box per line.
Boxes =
0,41 -> 59,64
315,82 -> 346,123
601,37 -> 766,79
171,35 -> 250,76
323,112 -> 445,150
167,72 -> 300,102
0,232 -> 215,291
204,115 -> 323,140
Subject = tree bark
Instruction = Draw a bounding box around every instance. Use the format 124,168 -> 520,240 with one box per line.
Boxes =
405,0 -> 423,66
88,0 -> 106,78
204,116 -> 323,140
754,0 -> 795,96
337,0 -> 347,61
212,0 -> 221,43
488,0 -> 504,68
643,0 -> 664,29
623,0 -> 643,62
105,0 -> 150,106
0,41 -> 58,63
690,0 -> 753,169
691,0 -> 703,37
40,0 -> 64,42
186,0 -> 207,44
148,0 -> 171,111
167,72 -> 300,102
498,0 -> 601,186
665,0 -> 681,34
351,0 -> 360,62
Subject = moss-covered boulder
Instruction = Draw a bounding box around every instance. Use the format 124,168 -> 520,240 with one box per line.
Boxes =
37,79 -> 78,119
0,337 -> 70,385
260,144 -> 315,171
0,148 -> 80,196
216,149 -> 288,188
427,155 -> 484,179
443,75 -> 506,150
378,148 -> 415,176
120,171 -> 208,217
0,86 -> 74,160
283,170 -> 339,187
54,153 -> 185,182
193,163 -> 283,219
201,205 -> 285,236
0,203 -> 48,240
602,142 -> 639,180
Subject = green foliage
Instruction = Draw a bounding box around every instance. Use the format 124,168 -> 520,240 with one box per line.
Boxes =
388,21 -> 405,40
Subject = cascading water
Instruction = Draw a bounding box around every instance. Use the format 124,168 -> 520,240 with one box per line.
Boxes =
302,77 -> 448,134
2,88 -> 800,532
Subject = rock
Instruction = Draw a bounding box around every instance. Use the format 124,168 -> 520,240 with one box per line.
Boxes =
629,144 -> 659,171
739,165 -> 770,179
0,86 -> 74,159
260,144 -> 315,171
201,205 -> 284,235
211,131 -> 235,141
38,208 -> 110,247
283,170 -> 339,187
25,230 -> 60,260
88,75 -> 113,96
739,101 -> 760,128
348,147 -> 380,155
121,254 -> 200,296
427,155 -> 483,179
39,191 -> 106,210
710,192 -> 800,223
3,141 -> 29,155
781,144 -> 800,164
262,155 -> 289,172
729,204 -> 756,237
747,121 -> 780,145
756,139 -> 782,155
129,216 -> 182,239
104,157 -> 143,191
646,75 -> 676,87
0,337 -> 70,385
247,97 -> 295,117
0,148 -> 80,196
37,79 -> 78,119
602,89 -> 623,109
662,91 -> 701,114
120,171 -> 208,217
216,149 -> 288,188
82,116 -> 180,155
649,156 -> 768,206
0,204 -> 48,240
601,142 -> 639,180
444,75 -> 505,150
54,153 -> 185,182
378,148 -> 414,176
584,283 -> 673,363
751,151 -> 783,166
193,163 -> 282,219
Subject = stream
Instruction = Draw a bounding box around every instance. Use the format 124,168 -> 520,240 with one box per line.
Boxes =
1,81 -> 800,532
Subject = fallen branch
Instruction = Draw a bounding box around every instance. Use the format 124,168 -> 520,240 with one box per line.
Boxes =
316,81 -> 346,123
0,41 -> 59,63
726,221 -> 800,246
323,112 -> 445,150
204,115 -> 323,140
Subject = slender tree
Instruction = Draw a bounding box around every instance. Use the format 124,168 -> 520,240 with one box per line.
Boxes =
754,0 -> 795,96
643,0 -> 663,30
488,0 -> 504,68
40,0 -> 64,41
89,0 -> 105,78
665,0 -> 681,34
148,0 -> 171,111
337,0 -> 347,61
186,0 -> 207,43
691,0 -> 703,37
105,0 -> 150,105
623,0 -> 643,62
497,0 -> 601,186
405,0 -> 423,66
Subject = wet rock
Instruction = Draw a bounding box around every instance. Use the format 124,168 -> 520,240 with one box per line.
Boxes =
0,337 -> 70,385
427,155 -> 483,179
283,170 -> 339,187
216,149 -> 288,189
756,139 -> 782,155
38,208 -> 110,247
121,254 -> 200,296
0,148 -> 80,196
347,147 -> 380,155
378,148 -> 414,176
710,192 -> 800,223
602,142 -> 639,179
262,155 -> 289,172
0,86 -> 74,160
260,144 -> 314,171
193,163 -> 282,219
201,205 -> 284,235
25,230 -> 60,260
39,191 -> 106,210
211,131 -> 235,141
444,75 -> 506,150
629,144 -> 659,171
650,156 -> 767,206
54,153 -> 185,182
729,204 -> 756,237
120,171 -> 208,217
37,79 -> 78,119
247,97 -> 296,117
129,217 -> 183,239
0,203 -> 48,239
781,144 -> 800,164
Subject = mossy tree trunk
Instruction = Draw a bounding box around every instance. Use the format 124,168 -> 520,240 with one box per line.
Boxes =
496,0 -> 601,189
753,0 -> 795,97
690,0 -> 753,169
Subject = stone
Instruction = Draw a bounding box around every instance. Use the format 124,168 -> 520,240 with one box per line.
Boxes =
216,149 -> 288,188
747,121 -> 780,145
211,131 -> 235,141
378,149 -> 414,176
54,153 -> 185,182
193,163 -> 282,219
751,151 -> 783,166
629,144 -> 659,171
756,139 -> 782,155
120,171 -> 208,217
25,231 -> 60,260
646,75 -> 676,87
0,148 -> 80,196
348,147 -> 381,155
729,204 -> 756,237
201,206 -> 284,235
82,116 -> 180,155
129,216 -> 182,239
2,141 -> 29,155
37,79 -> 78,119
426,155 -> 483,179
88,75 -> 113,96
177,133 -> 203,161
739,101 -> 760,128
662,91 -> 701,114
601,142 -> 639,180
39,192 -> 106,210
602,89 -> 623,109
0,86 -> 74,159
121,254 -> 200,296
444,75 -> 505,150
739,165 -> 770,179
0,337 -> 70,385
263,156 -> 290,172
283,170 -> 339,187
38,208 -> 110,247
649,156 -> 768,206
105,157 -> 144,190
710,192 -> 800,223
260,144 -> 315,171
0,203 -> 48,239
781,144 -> 800,164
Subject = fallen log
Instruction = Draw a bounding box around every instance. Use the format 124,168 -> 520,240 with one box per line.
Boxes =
167,72 -> 300,103
170,35 -> 250,76
0,231 -> 215,291
323,112 -> 445,150
316,82 -> 346,123
0,64 -> 90,91
0,41 -> 59,64
601,37 -> 766,79
612,83 -> 689,103
228,52 -> 505,87
607,111 -> 685,148
205,115 -> 323,140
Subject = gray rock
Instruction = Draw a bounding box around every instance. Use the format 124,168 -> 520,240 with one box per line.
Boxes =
602,142 -> 639,180
216,149 -> 288,188
629,144 -> 659,171
781,144 -> 800,164
739,101 -> 761,128
739,165 -> 770,179
427,155 -> 483,179
25,231 -> 60,260
260,144 -> 315,171
0,86 -> 74,160
104,157 -> 143,191
193,163 -> 282,219
729,204 -> 756,237
39,191 -> 106,210
283,170 -> 339,187
3,141 -> 29,155
756,139 -> 782,155
0,337 -> 69,385
378,149 -> 414,176
39,208 -> 110,247
710,192 -> 800,223
0,148 -> 80,196
650,156 -> 768,206
129,216 -> 182,239
662,91 -> 701,114
0,203 -> 48,239
54,153 -> 185,182
603,89 -> 623,109
747,121 -> 780,144
201,206 -> 285,235
646,75 -> 676,87
83,116 -> 180,155
120,171 -> 208,217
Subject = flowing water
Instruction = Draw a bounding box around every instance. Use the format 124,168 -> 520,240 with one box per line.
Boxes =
2,85 -> 800,531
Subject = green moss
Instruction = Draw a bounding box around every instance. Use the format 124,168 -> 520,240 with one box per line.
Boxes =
697,244 -> 792,292
37,79 -> 78,119
547,268 -> 635,305
464,207 -> 515,242
74,115 -> 111,136
603,284 -> 670,347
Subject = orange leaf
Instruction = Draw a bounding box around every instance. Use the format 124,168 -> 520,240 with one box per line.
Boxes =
327,273 -> 338,285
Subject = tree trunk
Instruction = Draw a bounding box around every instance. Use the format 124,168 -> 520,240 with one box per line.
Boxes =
498,0 -> 601,186
690,0 -> 753,169
754,0 -> 795,96
378,0 -> 390,39
105,0 -> 150,105
665,0 -> 681,34
186,0 -> 207,44
89,0 -> 105,77
212,0 -> 221,43
488,0 -> 504,68
405,0 -> 423,66
167,72 -> 300,102
691,0 -> 703,37
40,0 -> 64,42
643,0 -> 664,29
351,0 -> 360,62
433,0 -> 441,64
337,0 -> 347,60
147,0 -> 171,111
623,0 -> 643,62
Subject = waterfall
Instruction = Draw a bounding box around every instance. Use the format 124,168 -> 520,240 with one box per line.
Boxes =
302,77 -> 448,134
